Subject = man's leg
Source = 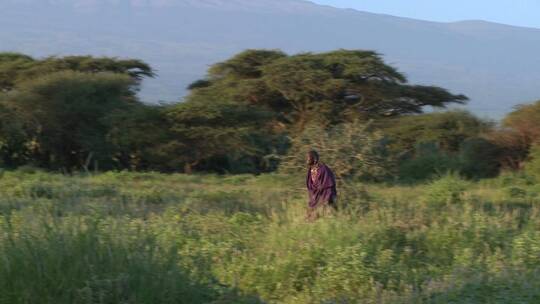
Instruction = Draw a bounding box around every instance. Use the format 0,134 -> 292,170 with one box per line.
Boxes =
306,206 -> 317,222
328,195 -> 338,211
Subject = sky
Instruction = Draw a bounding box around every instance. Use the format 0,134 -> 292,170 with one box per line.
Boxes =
311,0 -> 540,29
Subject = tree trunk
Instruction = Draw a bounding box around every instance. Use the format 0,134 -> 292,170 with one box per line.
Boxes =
184,161 -> 199,174
184,163 -> 193,174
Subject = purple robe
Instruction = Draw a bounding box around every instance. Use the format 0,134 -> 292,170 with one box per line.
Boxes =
306,163 -> 337,208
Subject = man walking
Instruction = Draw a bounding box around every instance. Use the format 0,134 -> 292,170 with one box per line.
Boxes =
306,150 -> 337,221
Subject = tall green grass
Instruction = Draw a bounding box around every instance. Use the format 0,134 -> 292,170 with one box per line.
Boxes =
1,171 -> 540,303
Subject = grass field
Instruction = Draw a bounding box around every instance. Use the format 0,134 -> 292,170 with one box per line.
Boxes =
1,170 -> 540,303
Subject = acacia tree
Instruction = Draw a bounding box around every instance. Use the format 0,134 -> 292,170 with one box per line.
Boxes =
188,49 -> 468,133
0,53 -> 157,170
0,71 -> 137,170
0,53 -> 155,92
165,101 -> 275,173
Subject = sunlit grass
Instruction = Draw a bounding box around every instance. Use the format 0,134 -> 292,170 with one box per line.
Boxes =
1,171 -> 540,303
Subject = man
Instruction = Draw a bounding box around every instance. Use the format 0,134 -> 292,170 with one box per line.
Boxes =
306,150 -> 337,221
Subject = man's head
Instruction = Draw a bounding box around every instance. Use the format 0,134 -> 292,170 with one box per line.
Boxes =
306,150 -> 319,166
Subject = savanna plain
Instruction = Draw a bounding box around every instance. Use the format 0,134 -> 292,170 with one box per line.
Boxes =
2,170 -> 540,303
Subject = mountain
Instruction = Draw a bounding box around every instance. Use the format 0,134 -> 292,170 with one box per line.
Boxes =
1,0 -> 539,118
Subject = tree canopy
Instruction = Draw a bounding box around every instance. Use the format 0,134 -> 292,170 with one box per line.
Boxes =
165,100 -> 275,173
0,71 -> 137,170
0,53 -> 154,93
2,49 -> 532,180
383,110 -> 493,155
188,49 -> 468,133
503,101 -> 540,146
487,100 -> 540,170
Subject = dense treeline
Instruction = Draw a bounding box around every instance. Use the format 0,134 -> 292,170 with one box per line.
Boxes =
1,50 -> 539,180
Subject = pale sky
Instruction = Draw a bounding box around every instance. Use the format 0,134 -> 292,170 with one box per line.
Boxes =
311,0 -> 540,29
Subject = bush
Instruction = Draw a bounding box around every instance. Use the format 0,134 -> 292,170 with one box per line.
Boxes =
506,187 -> 527,199
399,138 -> 501,183
398,142 -> 461,182
423,173 -> 469,206
459,137 -> 501,179
280,121 -> 394,181
525,144 -> 540,179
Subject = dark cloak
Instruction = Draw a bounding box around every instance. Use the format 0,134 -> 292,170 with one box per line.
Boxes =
306,163 -> 337,208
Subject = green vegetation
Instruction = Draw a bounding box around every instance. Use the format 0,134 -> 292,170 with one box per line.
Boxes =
280,121 -> 394,181
2,49 -> 540,179
0,50 -> 471,174
2,171 -> 540,303
2,48 -> 540,303
188,49 -> 467,132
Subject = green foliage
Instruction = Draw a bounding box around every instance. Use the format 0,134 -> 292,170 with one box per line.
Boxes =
378,110 -> 501,182
503,100 -> 540,144
105,103 -> 173,171
189,49 -> 468,133
0,53 -> 154,92
422,172 -> 469,206
458,137 -> 501,179
0,103 -> 30,168
0,52 -> 36,92
182,190 -> 263,215
0,50 -> 530,180
487,100 -> 540,170
384,110 -> 493,155
398,142 -> 462,182
0,50 -> 477,175
397,138 -> 501,182
2,172 -> 540,303
280,120 -> 394,181
0,53 -> 161,172
165,100 -> 277,173
506,186 -> 527,199
524,144 -> 540,179
0,71 -> 136,170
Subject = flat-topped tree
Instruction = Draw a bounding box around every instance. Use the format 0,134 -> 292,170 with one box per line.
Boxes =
187,49 -> 468,133
0,53 -> 155,93
187,49 -> 289,116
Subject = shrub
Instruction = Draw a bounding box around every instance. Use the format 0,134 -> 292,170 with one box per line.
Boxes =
506,187 -> 527,199
280,121 -> 394,182
423,173 -> 469,206
525,143 -> 540,179
398,142 -> 461,182
458,137 -> 501,179
399,138 -> 501,182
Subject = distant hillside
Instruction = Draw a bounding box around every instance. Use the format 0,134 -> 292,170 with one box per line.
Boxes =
1,0 -> 540,117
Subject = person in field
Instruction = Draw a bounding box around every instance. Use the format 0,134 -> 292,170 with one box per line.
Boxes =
305,150 -> 337,221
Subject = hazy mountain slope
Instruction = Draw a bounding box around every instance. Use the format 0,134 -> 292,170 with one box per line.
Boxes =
1,0 -> 539,117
